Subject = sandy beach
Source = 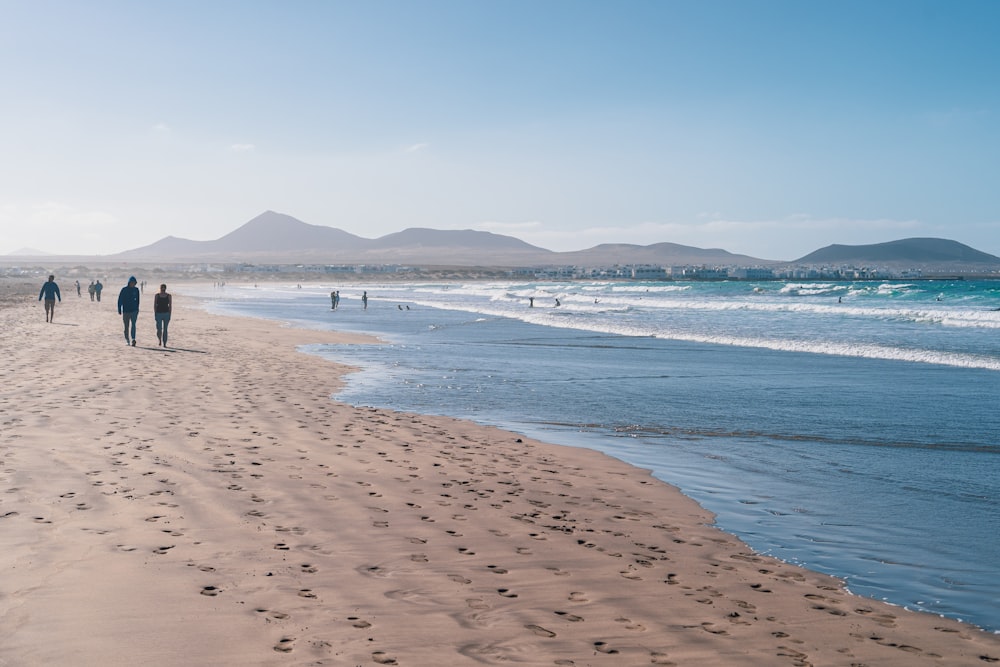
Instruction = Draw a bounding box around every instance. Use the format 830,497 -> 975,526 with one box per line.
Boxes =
2,280 -> 998,666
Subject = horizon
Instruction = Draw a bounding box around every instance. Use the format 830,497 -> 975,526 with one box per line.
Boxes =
3,211 -> 998,265
1,1 -> 998,257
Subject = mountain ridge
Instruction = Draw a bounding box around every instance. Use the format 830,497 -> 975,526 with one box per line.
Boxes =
5,211 -> 1000,270
795,238 -> 1000,266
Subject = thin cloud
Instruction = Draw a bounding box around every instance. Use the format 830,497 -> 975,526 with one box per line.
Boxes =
404,142 -> 429,153
230,143 -> 256,152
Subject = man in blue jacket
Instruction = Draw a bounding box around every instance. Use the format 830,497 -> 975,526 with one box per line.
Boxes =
117,276 -> 140,346
38,275 -> 61,322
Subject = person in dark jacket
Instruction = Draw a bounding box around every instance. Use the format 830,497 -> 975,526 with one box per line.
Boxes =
153,284 -> 172,347
38,275 -> 61,322
117,276 -> 140,346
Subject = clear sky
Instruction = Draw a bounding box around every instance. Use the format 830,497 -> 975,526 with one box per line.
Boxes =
2,0 -> 998,260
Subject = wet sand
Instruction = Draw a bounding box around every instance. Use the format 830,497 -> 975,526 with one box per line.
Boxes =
1,282 -> 998,666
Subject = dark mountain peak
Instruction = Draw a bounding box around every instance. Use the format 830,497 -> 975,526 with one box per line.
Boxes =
560,241 -> 771,266
214,211 -> 367,252
372,228 -> 549,252
795,238 -> 1000,265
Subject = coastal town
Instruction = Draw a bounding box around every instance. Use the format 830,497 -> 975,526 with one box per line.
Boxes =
2,260 -> 991,284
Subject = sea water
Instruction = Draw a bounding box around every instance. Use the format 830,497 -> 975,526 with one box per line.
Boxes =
189,279 -> 1000,632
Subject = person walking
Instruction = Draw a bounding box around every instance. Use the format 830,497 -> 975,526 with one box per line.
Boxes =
117,276 -> 140,346
153,283 -> 172,347
362,291 -> 368,310
95,280 -> 103,302
75,280 -> 81,297
88,281 -> 96,301
38,275 -> 61,322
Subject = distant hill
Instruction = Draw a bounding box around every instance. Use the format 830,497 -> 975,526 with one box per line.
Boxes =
557,242 -> 771,267
123,211 -> 371,258
10,212 -> 1000,271
116,211 -> 560,266
794,238 -> 1000,267
113,211 -> 776,266
5,247 -> 51,256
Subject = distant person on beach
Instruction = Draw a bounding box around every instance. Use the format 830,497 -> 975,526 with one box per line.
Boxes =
529,297 -> 534,307
153,284 -> 172,347
331,291 -> 336,310
94,280 -> 103,302
38,275 -> 61,322
117,276 -> 140,346
334,291 -> 340,309
362,291 -> 368,310
88,281 -> 96,301
554,298 -> 561,307
75,280 -> 81,297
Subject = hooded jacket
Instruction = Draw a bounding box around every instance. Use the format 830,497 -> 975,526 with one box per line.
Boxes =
118,279 -> 140,314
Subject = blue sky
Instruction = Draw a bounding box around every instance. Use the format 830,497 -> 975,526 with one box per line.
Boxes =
1,0 -> 998,260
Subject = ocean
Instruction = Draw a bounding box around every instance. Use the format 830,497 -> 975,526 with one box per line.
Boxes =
188,278 -> 1000,633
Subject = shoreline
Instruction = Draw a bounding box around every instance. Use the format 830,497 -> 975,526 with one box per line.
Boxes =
1,281 -> 998,665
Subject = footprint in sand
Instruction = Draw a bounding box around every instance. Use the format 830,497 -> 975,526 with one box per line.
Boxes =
348,617 -> 372,628
593,641 -> 619,654
555,611 -> 584,622
200,585 -> 221,596
615,616 -> 645,631
273,637 -> 295,653
525,624 -> 556,638
372,651 -> 398,665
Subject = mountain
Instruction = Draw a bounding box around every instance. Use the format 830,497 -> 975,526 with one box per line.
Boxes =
208,211 -> 369,253
6,247 -> 51,256
556,242 -> 772,267
122,211 -> 372,258
114,212 -> 771,266
116,211 -> 558,265
794,238 -> 1000,267
102,213 -> 1000,270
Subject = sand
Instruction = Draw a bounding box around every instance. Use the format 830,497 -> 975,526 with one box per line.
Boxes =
1,281 -> 998,666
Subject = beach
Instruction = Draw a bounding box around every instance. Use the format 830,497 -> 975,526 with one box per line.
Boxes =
2,281 -> 998,666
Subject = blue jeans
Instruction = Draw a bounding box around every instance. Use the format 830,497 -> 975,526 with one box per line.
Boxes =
155,312 -> 171,345
122,311 -> 138,342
